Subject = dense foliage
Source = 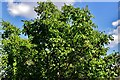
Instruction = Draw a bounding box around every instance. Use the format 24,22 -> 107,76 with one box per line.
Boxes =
0,2 -> 120,80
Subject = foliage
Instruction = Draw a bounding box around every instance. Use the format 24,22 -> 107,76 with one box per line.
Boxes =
0,1 -> 119,80
104,52 -> 120,77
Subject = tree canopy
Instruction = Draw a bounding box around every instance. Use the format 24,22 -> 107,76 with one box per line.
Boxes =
0,1 -> 120,80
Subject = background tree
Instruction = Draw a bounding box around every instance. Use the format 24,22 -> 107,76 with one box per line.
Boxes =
0,1 -> 119,80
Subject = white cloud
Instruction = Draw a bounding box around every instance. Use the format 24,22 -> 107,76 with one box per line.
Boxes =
112,20 -> 120,27
108,35 -> 118,48
7,0 -> 75,18
9,4 -> 30,15
8,0 -> 14,3
108,21 -> 120,48
113,26 -> 120,34
8,1 -> 37,18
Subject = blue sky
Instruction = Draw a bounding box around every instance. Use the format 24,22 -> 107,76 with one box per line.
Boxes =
74,2 -> 118,32
1,1 -> 119,54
